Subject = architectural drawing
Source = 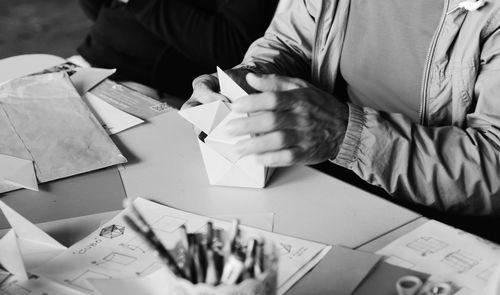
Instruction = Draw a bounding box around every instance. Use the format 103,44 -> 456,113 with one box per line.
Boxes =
64,270 -> 112,292
92,252 -> 137,266
406,237 -> 448,256
119,235 -> 149,254
99,224 -> 125,239
441,250 -> 480,273
476,264 -> 497,282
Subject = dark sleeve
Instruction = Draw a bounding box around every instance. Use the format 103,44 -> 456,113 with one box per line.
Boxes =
125,0 -> 279,68
79,0 -> 107,20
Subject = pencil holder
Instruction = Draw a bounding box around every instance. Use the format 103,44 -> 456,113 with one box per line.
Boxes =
164,242 -> 278,295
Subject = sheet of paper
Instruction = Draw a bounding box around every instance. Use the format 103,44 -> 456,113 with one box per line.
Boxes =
90,80 -> 173,120
0,270 -> 83,295
0,201 -> 67,280
377,220 -> 500,294
35,198 -> 330,295
0,72 -> 127,193
82,92 -> 144,135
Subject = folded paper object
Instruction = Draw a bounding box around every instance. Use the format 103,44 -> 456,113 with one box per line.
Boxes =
179,68 -> 274,188
0,72 -> 127,193
0,200 -> 67,280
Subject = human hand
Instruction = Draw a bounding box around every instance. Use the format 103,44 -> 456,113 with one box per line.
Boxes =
227,74 -> 349,167
181,69 -> 256,110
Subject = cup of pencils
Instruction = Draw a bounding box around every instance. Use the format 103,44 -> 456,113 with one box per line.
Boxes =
124,201 -> 278,295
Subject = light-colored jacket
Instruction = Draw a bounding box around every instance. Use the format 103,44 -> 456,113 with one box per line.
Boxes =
240,0 -> 500,215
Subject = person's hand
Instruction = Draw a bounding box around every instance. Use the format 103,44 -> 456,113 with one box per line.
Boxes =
181,73 -> 226,110
181,68 -> 256,110
227,73 -> 349,167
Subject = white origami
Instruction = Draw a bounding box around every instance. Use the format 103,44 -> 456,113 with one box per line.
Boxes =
179,67 -> 274,188
0,200 -> 67,280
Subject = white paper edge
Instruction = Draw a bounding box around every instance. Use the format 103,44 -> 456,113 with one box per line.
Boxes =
277,245 -> 333,295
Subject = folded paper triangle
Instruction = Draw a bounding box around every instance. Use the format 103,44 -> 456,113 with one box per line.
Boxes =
0,201 -> 66,279
179,100 -> 231,135
0,154 -> 38,191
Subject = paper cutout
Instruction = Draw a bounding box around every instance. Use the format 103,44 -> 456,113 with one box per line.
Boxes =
0,154 -> 38,191
69,67 -> 116,96
178,68 -> 274,188
0,200 -> 67,280
82,92 -> 144,135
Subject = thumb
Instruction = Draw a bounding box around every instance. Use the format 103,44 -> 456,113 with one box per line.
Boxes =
246,73 -> 308,92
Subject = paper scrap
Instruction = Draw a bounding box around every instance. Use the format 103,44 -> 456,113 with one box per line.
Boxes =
0,201 -> 66,280
0,154 -> 38,191
377,220 -> 500,293
83,92 -> 144,135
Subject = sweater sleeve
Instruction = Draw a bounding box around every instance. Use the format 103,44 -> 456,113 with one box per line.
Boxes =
332,25 -> 500,216
124,0 -> 278,68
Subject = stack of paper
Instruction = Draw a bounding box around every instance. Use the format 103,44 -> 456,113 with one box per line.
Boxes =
0,72 -> 127,193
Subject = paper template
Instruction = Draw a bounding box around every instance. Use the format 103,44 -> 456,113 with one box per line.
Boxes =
377,220 -> 500,294
0,201 -> 67,280
0,72 -> 127,193
82,92 -> 144,135
36,198 -> 330,295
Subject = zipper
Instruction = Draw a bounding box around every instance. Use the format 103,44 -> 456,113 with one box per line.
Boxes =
419,0 -> 451,126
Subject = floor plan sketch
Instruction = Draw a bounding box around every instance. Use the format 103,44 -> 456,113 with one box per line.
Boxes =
119,235 -> 149,254
377,220 -> 500,292
92,252 -> 137,266
441,250 -> 480,273
476,264 -> 497,282
406,237 -> 448,256
64,270 -> 112,292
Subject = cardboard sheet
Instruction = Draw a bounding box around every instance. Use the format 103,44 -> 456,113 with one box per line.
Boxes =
0,72 -> 127,193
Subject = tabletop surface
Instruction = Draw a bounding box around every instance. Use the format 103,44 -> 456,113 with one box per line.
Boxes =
0,54 -> 424,294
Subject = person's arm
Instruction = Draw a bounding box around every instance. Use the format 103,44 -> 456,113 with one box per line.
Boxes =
332,27 -> 500,215
123,0 -> 278,68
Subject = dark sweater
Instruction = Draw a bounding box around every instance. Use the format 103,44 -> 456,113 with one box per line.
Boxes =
78,0 -> 278,98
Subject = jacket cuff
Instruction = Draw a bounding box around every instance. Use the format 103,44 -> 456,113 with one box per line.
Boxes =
331,103 -> 365,168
